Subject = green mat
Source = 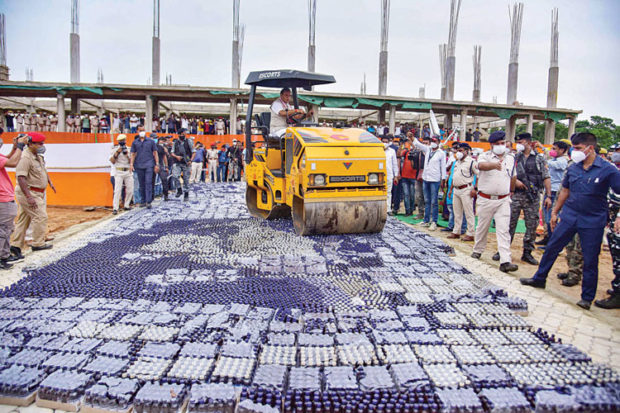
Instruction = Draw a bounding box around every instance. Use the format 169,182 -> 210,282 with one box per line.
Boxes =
395,214 -> 527,234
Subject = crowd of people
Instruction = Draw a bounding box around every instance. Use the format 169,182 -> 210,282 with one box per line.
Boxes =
383,129 -> 620,310
109,126 -> 245,214
2,111 -> 246,136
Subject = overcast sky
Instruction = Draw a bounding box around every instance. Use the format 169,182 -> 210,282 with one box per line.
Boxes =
2,0 -> 620,122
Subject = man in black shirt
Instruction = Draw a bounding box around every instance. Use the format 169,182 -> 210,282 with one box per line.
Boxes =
171,132 -> 193,201
155,135 -> 170,201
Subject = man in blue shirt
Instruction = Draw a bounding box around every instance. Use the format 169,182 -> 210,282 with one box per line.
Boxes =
217,145 -> 229,182
130,128 -> 159,208
521,133 -> 620,309
190,142 -> 205,184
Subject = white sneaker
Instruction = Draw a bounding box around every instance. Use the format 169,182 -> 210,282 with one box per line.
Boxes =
419,222 -> 430,227
429,222 -> 437,231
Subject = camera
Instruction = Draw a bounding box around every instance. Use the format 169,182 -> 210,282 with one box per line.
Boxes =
119,141 -> 128,154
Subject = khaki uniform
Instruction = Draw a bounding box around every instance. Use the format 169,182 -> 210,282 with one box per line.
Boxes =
206,149 -> 218,182
10,149 -> 49,249
473,151 -> 516,264
451,156 -> 478,237
111,146 -> 134,211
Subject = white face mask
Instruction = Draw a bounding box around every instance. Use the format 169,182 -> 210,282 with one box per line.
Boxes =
492,144 -> 506,155
430,142 -> 438,149
455,152 -> 464,160
139,131 -> 146,138
570,150 -> 587,164
383,142 -> 390,149
515,143 -> 525,153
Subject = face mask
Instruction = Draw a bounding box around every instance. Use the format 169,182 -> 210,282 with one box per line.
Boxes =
570,150 -> 587,163
430,142 -> 438,149
119,141 -> 126,147
611,152 -> 620,164
383,142 -> 389,149
180,136 -> 186,141
492,144 -> 506,155
37,146 -> 46,155
139,131 -> 146,138
548,150 -> 558,158
516,143 -> 525,153
455,152 -> 464,160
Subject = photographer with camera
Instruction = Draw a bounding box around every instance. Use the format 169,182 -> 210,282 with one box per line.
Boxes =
398,133 -> 425,216
171,131 -> 194,201
505,133 -> 552,266
110,134 -> 134,214
0,130 -> 28,269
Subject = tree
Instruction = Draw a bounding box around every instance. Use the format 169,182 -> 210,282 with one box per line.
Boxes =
574,116 -> 619,149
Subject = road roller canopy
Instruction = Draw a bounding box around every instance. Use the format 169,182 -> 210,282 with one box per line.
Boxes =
294,127 -> 382,145
244,69 -> 336,90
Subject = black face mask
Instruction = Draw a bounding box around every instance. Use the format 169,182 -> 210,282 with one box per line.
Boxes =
179,136 -> 186,141
119,142 -> 126,147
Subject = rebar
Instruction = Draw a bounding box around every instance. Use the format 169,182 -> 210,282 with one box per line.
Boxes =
473,45 -> 481,92
549,8 -> 558,67
439,44 -> 447,88
238,24 -> 245,76
308,0 -> 317,47
0,14 -> 6,67
233,0 -> 241,42
71,0 -> 79,34
447,0 -> 462,56
380,0 -> 390,52
508,2 -> 524,64
153,0 -> 160,38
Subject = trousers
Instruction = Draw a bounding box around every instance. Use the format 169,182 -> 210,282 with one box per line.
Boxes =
217,164 -> 227,182
0,201 -> 17,259
400,178 -> 416,214
415,180 -> 424,215
533,217 -> 604,302
473,196 -> 512,263
386,178 -> 393,211
172,163 -> 190,193
452,187 -> 475,237
135,167 -> 154,204
422,181 -> 440,223
11,191 -> 47,249
607,231 -> 620,294
509,191 -> 540,253
190,162 -> 202,184
565,234 -> 583,281
112,171 -> 134,211
208,160 -> 218,182
157,167 -> 169,196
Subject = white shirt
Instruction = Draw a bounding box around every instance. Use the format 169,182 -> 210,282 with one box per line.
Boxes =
413,139 -> 447,182
182,118 -> 189,130
130,115 -> 139,127
270,98 -> 292,132
384,146 -> 398,181
476,151 -> 516,196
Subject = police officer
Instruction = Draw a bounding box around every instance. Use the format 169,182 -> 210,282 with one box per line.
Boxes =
109,134 -> 133,214
171,131 -> 193,201
470,131 -> 518,273
10,132 -> 56,256
521,132 -> 620,310
447,143 -> 477,242
502,133 -> 552,266
207,144 -> 218,183
595,188 -> 620,309
155,135 -> 170,201
129,128 -> 159,209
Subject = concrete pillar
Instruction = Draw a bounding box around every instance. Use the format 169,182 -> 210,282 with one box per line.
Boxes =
145,95 -> 154,132
378,50 -> 388,96
70,33 -> 80,83
505,116 -> 517,142
568,115 -> 576,138
152,37 -> 160,86
307,45 -> 316,73
547,66 -> 559,108
544,119 -> 555,144
507,62 -> 518,105
445,113 -> 453,130
445,55 -> 456,100
56,94 -> 66,132
526,113 -> 534,135
70,97 -> 80,114
459,109 -> 467,141
388,105 -> 396,135
230,98 -> 237,134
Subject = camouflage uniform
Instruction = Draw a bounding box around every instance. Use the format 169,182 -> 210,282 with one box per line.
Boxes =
509,151 -> 550,254
607,190 -> 620,294
565,234 -> 583,283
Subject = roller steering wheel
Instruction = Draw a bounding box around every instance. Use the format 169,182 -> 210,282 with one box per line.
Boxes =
286,110 -> 306,126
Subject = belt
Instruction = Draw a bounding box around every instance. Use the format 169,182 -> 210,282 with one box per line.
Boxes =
456,184 -> 471,190
29,186 -> 45,193
116,167 -> 130,171
478,191 -> 510,200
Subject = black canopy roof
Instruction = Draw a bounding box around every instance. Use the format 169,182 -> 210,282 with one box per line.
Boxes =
244,69 -> 336,90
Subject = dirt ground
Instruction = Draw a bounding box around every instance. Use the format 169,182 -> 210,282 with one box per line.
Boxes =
47,206 -> 112,234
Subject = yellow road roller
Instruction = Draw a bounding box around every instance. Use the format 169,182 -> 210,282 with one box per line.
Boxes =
244,69 -> 387,235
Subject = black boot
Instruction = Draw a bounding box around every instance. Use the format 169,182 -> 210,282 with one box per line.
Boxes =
556,272 -> 569,280
8,246 -> 24,262
492,252 -> 500,261
499,262 -> 518,273
535,236 -> 549,246
0,259 -> 13,270
176,188 -> 182,198
164,194 -> 169,201
183,192 -> 189,201
595,293 -> 620,309
521,252 -> 539,266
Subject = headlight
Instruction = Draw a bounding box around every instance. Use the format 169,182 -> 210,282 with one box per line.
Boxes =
368,173 -> 379,185
314,174 -> 326,186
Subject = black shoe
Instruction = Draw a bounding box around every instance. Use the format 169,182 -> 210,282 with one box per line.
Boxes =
183,192 -> 189,201
440,227 -> 453,232
521,253 -> 539,266
594,294 -> 620,309
164,195 -> 169,201
8,247 -> 24,262
608,289 -> 615,295
500,262 -> 518,273
124,207 -> 132,211
112,210 -> 118,215
405,212 -> 413,217
387,211 -> 395,216
492,252 -> 500,261
520,277 -> 546,288
557,272 -> 569,280
6,254 -> 24,264
31,244 -> 53,251
562,277 -> 580,287
146,203 -> 152,209
471,252 -> 481,259
176,189 -> 182,198
576,300 -> 591,310
0,259 -> 13,270
535,237 -> 549,246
